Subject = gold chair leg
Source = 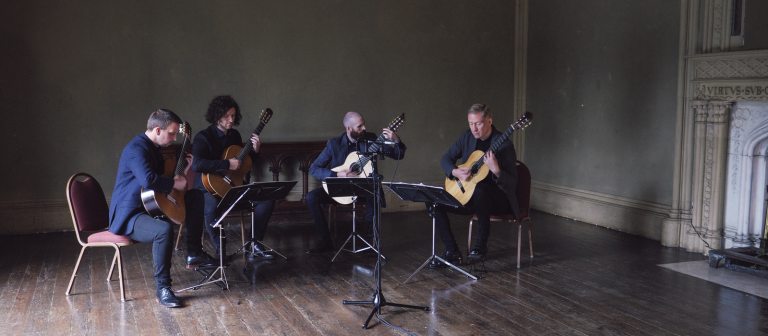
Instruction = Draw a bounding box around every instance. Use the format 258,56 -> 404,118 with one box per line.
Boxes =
528,222 -> 534,258
108,252 -> 117,281
174,223 -> 184,251
517,223 -> 523,269
66,246 -> 87,296
467,219 -> 474,253
113,245 -> 126,302
241,212 -> 246,250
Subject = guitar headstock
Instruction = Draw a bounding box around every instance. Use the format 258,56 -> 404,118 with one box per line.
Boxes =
260,108 -> 273,124
180,121 -> 192,137
511,111 -> 533,131
388,113 -> 406,131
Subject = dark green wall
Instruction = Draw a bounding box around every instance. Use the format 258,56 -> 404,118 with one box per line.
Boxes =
526,0 -> 680,205
0,1 -> 517,219
742,0 -> 768,50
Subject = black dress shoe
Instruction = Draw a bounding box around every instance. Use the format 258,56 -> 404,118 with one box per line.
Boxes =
443,250 -> 463,265
186,252 -> 217,268
467,248 -> 486,260
429,250 -> 462,269
157,287 -> 182,308
248,241 -> 275,261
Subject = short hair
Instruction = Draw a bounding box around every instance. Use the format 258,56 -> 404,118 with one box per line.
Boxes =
146,108 -> 182,131
343,111 -> 362,128
205,95 -> 242,125
467,103 -> 492,119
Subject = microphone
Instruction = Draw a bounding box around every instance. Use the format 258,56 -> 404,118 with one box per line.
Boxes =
366,139 -> 396,145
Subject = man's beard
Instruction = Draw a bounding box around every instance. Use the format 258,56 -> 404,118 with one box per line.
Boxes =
350,130 -> 364,141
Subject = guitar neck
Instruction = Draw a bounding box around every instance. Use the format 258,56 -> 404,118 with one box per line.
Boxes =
490,127 -> 515,153
173,139 -> 191,176
470,129 -> 515,172
235,122 -> 267,161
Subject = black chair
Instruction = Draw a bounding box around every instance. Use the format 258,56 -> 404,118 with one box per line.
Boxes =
467,161 -> 533,268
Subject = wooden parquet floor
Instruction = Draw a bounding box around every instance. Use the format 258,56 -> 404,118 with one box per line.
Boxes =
0,210 -> 766,335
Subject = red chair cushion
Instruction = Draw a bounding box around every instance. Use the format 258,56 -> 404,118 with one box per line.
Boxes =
87,230 -> 132,245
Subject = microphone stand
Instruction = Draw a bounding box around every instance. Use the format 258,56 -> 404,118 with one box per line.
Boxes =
342,143 -> 429,330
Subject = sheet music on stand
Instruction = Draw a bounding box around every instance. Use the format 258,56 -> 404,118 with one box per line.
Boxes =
215,181 -> 297,219
383,181 -> 477,282
176,180 -> 297,293
322,177 -> 375,198
383,182 -> 461,209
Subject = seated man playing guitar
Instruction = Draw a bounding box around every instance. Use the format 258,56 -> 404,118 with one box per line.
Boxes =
188,95 -> 275,262
304,111 -> 406,254
109,109 -> 210,308
434,103 -> 520,265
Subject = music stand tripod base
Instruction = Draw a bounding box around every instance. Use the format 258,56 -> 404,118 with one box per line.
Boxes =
176,181 -> 297,293
343,291 -> 430,329
236,204 -> 288,262
330,199 -> 386,262
382,182 -> 478,283
227,182 -> 296,264
327,172 -> 428,329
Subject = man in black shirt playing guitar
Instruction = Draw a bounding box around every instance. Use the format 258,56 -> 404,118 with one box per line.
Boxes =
435,103 -> 520,265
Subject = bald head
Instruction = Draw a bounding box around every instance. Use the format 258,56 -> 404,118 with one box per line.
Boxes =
343,111 -> 366,141
343,111 -> 363,128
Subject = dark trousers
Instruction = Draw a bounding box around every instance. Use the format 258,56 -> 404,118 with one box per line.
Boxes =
305,187 -> 374,244
129,214 -> 173,289
187,189 -> 274,255
184,189 -> 205,255
433,182 -> 512,253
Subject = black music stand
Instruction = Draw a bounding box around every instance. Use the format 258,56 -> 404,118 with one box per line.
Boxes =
383,182 -> 478,282
176,181 -> 295,292
323,177 -> 384,262
232,181 -> 297,262
334,169 -> 428,329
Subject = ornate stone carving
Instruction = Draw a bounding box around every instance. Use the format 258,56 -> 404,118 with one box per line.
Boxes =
695,81 -> 768,100
693,57 -> 768,80
723,101 -> 768,248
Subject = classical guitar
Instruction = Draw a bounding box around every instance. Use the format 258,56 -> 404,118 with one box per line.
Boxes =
141,121 -> 192,224
444,112 -> 533,205
322,113 -> 405,204
202,108 -> 273,198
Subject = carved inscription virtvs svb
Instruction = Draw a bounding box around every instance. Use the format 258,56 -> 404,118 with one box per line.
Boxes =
696,82 -> 768,100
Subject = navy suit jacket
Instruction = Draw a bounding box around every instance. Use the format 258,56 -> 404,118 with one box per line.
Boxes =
109,134 -> 174,235
309,131 -> 407,181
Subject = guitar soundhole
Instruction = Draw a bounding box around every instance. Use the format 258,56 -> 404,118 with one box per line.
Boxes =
349,163 -> 361,175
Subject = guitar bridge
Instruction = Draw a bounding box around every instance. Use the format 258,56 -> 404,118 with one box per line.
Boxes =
167,194 -> 177,205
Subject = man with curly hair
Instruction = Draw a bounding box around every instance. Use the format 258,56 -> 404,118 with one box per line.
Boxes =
188,95 -> 276,263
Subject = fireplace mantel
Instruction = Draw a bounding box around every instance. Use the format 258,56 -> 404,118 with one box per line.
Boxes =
663,50 -> 768,253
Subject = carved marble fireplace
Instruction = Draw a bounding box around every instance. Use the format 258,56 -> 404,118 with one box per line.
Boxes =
662,50 -> 768,253
723,101 -> 768,248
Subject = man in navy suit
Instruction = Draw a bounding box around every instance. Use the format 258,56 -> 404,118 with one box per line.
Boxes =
304,111 -> 406,254
109,109 -> 197,308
